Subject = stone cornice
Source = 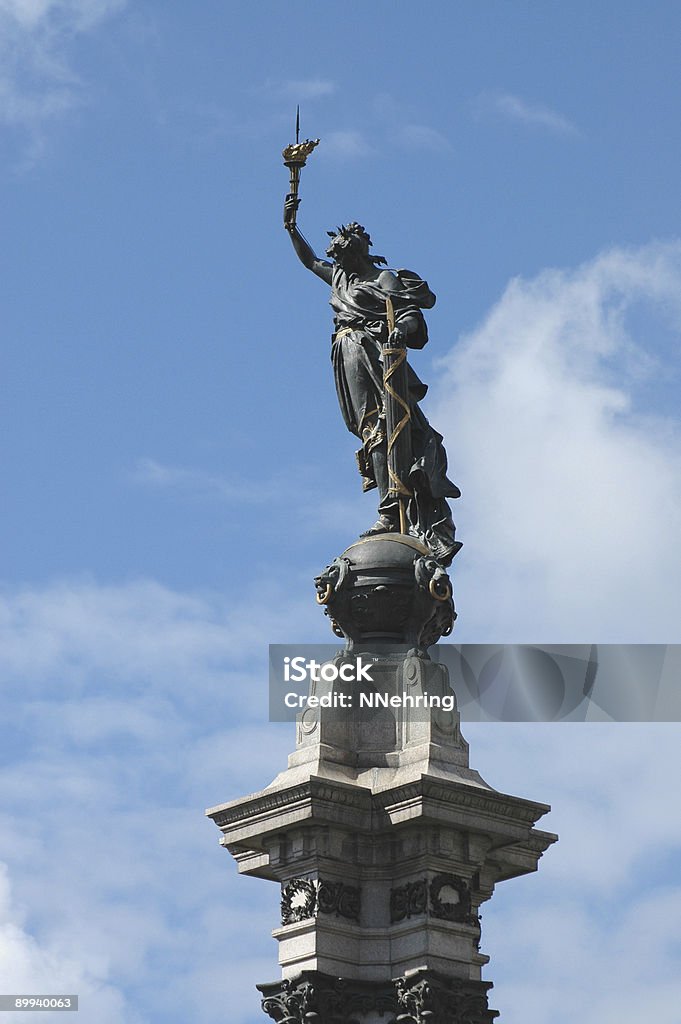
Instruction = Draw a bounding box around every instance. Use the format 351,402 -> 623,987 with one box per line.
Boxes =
377,776 -> 550,823
208,772 -> 555,867
207,776 -> 373,833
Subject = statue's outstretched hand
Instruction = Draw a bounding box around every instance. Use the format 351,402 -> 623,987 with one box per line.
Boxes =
388,325 -> 407,345
283,195 -> 300,231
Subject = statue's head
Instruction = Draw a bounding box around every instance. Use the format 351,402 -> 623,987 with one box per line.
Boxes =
325,223 -> 386,267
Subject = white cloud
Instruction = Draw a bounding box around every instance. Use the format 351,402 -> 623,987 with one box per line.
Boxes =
0,0 -> 125,157
0,577 -> 323,750
0,576 -> 297,1022
489,886 -> 681,1024
372,90 -> 452,155
0,577 -> 316,708
479,91 -> 579,136
0,1 -> 123,31
131,458 -> 364,547
279,77 -> 335,100
322,129 -> 375,160
399,122 -> 452,152
466,722 -> 681,1024
431,240 -> 681,641
0,862 -> 133,1023
131,457 -> 273,504
281,90 -> 450,164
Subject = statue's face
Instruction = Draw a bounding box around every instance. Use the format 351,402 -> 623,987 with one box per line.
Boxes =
325,233 -> 348,261
326,231 -> 369,268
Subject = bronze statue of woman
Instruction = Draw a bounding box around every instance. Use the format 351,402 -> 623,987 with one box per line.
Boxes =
284,195 -> 461,567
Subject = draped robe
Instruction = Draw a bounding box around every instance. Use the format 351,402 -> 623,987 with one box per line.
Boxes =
328,265 -> 461,565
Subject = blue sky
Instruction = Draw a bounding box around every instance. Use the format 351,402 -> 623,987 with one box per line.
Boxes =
1,2 -> 681,1022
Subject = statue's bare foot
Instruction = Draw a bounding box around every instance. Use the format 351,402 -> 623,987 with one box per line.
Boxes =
360,514 -> 398,537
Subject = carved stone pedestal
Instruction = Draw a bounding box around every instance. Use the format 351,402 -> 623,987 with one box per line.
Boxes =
207,648 -> 556,1022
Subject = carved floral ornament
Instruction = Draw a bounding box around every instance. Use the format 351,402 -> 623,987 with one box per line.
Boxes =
429,872 -> 473,922
280,879 -> 317,926
280,878 -> 360,926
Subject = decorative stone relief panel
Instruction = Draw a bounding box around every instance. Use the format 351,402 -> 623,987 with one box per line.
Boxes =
390,879 -> 428,923
280,878 -> 361,926
280,879 -> 317,926
390,873 -> 479,927
429,873 -> 473,923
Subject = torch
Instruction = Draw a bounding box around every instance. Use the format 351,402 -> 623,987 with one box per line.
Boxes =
282,107 -> 319,230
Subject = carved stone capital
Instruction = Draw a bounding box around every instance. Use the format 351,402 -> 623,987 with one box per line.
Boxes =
258,970 -> 497,1024
395,970 -> 498,1024
258,971 -> 397,1024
